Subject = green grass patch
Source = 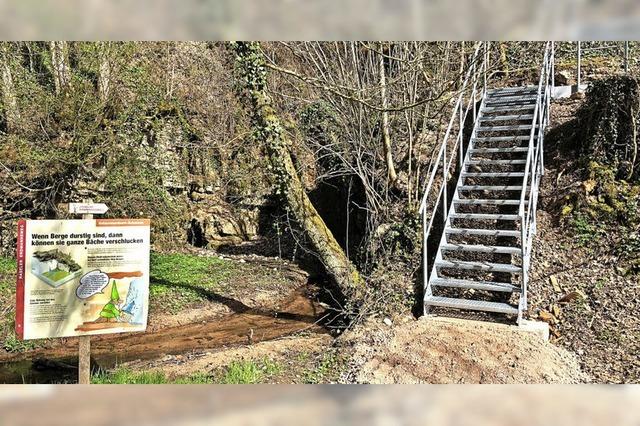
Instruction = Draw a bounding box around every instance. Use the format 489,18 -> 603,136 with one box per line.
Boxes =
91,367 -> 214,384
570,213 -> 603,247
0,257 -> 16,275
302,351 -> 342,384
149,252 -> 235,313
91,360 -> 282,384
0,257 -> 16,296
2,331 -> 39,353
217,358 -> 281,384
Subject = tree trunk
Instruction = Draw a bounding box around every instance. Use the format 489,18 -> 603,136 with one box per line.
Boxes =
50,41 -> 70,94
379,43 -> 398,185
499,42 -> 509,78
98,41 -> 111,102
230,42 -> 365,304
0,43 -> 20,132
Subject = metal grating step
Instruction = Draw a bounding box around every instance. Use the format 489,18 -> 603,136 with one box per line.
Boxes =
487,86 -> 537,94
445,228 -> 520,237
435,260 -> 521,273
458,185 -> 523,191
486,94 -> 537,103
478,125 -> 538,132
467,159 -> 527,165
473,136 -> 530,142
470,147 -> 529,153
483,105 -> 535,113
424,296 -> 519,315
430,277 -> 521,293
462,172 -> 525,178
441,243 -> 521,254
449,213 -> 520,220
480,114 -> 534,122
454,199 -> 523,205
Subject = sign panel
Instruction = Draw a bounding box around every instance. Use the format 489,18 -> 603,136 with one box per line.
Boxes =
16,219 -> 150,339
68,203 -> 109,215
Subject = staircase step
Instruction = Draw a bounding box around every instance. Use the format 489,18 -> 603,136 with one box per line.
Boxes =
467,159 -> 527,165
449,213 -> 520,220
424,296 -> 519,315
430,277 -> 521,292
473,136 -> 530,142
441,243 -> 521,254
478,125 -> 538,132
470,147 -> 529,153
445,228 -> 520,237
487,86 -> 537,95
436,260 -> 521,273
454,199 -> 522,205
462,172 -> 525,178
483,105 -> 535,113
486,95 -> 537,104
458,185 -> 523,191
480,114 -> 534,122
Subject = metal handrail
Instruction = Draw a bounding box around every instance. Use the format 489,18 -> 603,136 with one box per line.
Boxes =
577,41 -> 630,89
517,42 -> 553,315
418,42 -> 485,215
419,41 -> 491,295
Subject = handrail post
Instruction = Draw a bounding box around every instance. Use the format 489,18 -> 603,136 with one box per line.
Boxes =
459,94 -> 463,168
577,41 -> 581,92
624,41 -> 629,73
483,42 -> 488,91
472,55 -> 477,123
443,137 -> 447,224
551,41 -> 555,97
423,210 -> 428,300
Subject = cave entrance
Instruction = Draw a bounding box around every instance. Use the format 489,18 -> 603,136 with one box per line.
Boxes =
308,175 -> 368,263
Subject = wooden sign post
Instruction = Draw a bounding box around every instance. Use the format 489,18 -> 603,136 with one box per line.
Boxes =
71,199 -> 107,385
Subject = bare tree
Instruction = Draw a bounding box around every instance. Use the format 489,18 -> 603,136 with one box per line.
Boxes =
231,42 -> 366,303
378,42 -> 397,186
98,41 -> 112,102
0,42 -> 20,132
50,41 -> 70,94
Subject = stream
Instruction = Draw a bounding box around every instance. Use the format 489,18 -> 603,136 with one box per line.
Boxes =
0,286 -> 330,383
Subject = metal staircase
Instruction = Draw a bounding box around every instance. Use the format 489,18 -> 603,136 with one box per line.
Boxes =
419,42 -> 553,324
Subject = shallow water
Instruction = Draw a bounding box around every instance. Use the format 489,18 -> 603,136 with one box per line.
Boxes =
0,286 -> 330,383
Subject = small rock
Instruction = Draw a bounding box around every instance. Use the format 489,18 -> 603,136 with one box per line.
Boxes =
555,69 -> 573,85
238,258 -> 246,263
550,275 -> 561,292
383,317 -> 393,326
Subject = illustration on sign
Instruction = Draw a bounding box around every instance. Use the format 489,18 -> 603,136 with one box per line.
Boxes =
15,219 -> 150,339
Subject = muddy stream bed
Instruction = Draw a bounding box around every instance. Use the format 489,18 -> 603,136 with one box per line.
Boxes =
0,286 -> 330,383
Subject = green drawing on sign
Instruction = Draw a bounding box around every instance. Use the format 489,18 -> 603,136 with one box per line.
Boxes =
99,280 -> 122,321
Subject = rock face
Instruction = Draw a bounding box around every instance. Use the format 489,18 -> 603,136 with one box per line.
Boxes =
0,118 -> 269,256
187,193 -> 264,249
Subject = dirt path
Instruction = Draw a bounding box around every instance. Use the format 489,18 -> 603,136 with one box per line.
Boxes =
0,286 -> 329,381
344,316 -> 588,384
